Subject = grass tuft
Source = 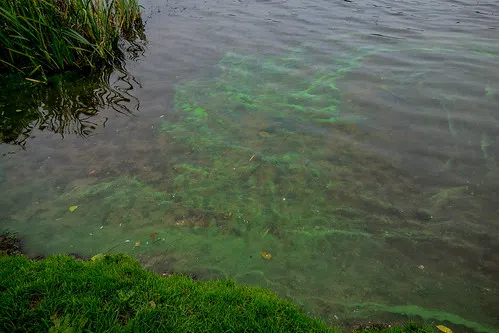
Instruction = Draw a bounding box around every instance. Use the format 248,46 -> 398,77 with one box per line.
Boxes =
0,0 -> 143,77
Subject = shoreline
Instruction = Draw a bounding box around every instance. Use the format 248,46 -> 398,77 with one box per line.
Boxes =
0,232 -> 433,332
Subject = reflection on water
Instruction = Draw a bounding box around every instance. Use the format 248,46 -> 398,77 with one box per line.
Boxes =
1,0 -> 499,332
0,65 -> 141,148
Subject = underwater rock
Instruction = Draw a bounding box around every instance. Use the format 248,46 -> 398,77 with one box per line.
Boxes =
0,232 -> 22,256
412,209 -> 433,222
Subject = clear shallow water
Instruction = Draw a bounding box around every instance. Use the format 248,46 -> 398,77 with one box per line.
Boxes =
1,0 -> 499,331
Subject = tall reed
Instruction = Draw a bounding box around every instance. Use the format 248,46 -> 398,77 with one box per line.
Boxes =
0,0 -> 143,78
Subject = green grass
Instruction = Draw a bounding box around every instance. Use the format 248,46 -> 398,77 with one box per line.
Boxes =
0,0 -> 143,78
0,254 -> 434,333
0,254 -> 333,332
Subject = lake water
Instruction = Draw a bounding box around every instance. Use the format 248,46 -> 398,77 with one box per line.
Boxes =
1,0 -> 498,331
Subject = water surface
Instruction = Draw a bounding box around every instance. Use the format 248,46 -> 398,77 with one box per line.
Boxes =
1,0 -> 499,331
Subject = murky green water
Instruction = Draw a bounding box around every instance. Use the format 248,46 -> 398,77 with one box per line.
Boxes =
1,0 -> 499,331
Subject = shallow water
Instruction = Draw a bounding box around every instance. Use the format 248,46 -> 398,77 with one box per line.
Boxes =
1,0 -> 499,331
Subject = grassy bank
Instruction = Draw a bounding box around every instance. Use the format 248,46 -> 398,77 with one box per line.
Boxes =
0,253 -> 333,332
0,253 -> 433,333
0,0 -> 143,78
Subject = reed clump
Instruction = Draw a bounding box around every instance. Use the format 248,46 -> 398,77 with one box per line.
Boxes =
0,0 -> 143,77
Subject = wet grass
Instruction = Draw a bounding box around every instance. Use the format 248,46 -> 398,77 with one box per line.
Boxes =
0,252 -> 434,333
0,0 -> 143,78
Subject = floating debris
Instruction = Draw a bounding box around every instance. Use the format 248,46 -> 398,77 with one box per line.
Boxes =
436,325 -> 453,333
258,131 -> 270,137
91,253 -> 104,262
260,251 -> 272,260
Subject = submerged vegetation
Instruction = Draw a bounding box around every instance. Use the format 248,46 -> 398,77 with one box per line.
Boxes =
0,0 -> 143,78
158,50 -> 498,332
1,45 -> 498,331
